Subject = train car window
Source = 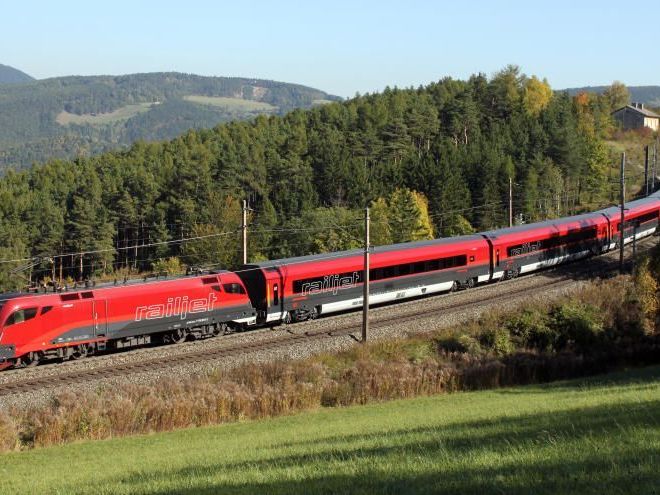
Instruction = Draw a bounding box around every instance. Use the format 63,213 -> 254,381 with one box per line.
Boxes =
202,276 -> 218,285
40,306 -> 53,316
223,283 -> 246,294
412,262 -> 426,274
507,227 -> 597,257
426,259 -> 440,271
60,293 -> 79,301
292,253 -> 471,295
6,307 -> 38,326
81,291 -> 94,299
617,212 -> 658,231
383,266 -> 397,279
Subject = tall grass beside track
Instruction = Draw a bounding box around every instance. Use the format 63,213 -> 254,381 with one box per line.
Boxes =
0,366 -> 658,494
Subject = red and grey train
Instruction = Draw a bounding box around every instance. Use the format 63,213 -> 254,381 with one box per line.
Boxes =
1,192 -> 659,370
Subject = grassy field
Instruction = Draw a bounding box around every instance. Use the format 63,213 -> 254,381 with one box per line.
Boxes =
183,95 -> 277,112
55,103 -> 154,126
1,366 -> 658,494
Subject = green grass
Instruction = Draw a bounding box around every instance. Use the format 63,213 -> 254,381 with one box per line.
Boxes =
183,95 -> 277,112
55,103 -> 154,126
2,366 -> 659,494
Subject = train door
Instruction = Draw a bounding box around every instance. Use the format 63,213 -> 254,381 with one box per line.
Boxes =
265,270 -> 284,324
93,299 -> 108,337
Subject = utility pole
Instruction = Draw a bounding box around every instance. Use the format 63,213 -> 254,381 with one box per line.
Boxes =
362,207 -> 370,343
509,177 -> 513,228
619,152 -> 626,275
644,145 -> 650,196
654,139 -> 658,192
242,200 -> 248,265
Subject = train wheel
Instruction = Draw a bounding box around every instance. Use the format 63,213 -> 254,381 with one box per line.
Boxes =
70,344 -> 90,360
169,329 -> 187,344
450,281 -> 459,292
466,277 -> 476,289
21,352 -> 41,367
309,307 -> 319,320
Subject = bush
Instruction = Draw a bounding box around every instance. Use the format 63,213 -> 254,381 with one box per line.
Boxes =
504,308 -> 556,352
550,302 -> 604,352
480,327 -> 514,356
635,256 -> 659,333
151,257 -> 186,275
435,333 -> 482,356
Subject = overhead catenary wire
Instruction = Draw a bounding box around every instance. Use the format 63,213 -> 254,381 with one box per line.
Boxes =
0,187 -> 642,273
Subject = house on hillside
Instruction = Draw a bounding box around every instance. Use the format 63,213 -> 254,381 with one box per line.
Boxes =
612,103 -> 660,131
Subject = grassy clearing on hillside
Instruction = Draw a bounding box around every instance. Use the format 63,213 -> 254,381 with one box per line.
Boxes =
1,366 -> 658,495
55,103 -> 154,126
183,95 -> 277,112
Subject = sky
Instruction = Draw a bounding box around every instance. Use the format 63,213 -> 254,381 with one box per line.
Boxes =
2,0 -> 659,97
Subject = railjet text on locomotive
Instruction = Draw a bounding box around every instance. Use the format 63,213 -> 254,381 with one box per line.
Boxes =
135,293 -> 218,321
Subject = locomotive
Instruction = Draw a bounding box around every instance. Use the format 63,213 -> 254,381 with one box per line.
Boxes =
1,192 -> 659,370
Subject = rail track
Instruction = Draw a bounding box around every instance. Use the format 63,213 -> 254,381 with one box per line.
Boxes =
0,237 -> 654,398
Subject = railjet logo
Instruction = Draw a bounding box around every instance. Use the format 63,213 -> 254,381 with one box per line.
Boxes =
510,241 -> 541,257
135,293 -> 217,321
301,272 -> 360,296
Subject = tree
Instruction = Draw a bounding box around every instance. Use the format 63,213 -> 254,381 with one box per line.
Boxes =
370,197 -> 393,246
603,81 -> 630,111
523,76 -> 553,116
388,189 -> 434,243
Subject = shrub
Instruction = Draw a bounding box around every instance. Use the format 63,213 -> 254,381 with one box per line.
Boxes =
480,327 -> 514,356
550,301 -> 604,352
435,333 -> 482,356
151,257 -> 186,275
634,258 -> 658,333
504,308 -> 556,352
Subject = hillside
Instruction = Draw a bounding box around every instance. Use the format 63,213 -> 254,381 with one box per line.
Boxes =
564,85 -> 660,107
0,64 -> 34,84
0,72 -> 340,170
0,67 -> 618,288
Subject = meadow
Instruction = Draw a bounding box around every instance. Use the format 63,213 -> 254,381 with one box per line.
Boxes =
55,103 -> 154,126
183,95 -> 277,112
1,366 -> 658,494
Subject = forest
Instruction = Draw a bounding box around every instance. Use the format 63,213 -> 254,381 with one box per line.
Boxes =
0,66 -> 631,291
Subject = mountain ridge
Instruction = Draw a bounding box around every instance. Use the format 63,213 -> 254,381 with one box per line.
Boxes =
0,71 -> 341,171
0,63 -> 35,84
563,85 -> 660,107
